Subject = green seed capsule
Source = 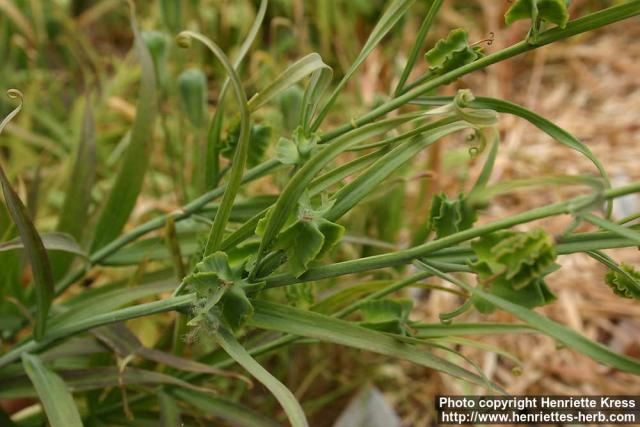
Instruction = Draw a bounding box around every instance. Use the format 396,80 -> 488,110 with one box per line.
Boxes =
278,85 -> 304,132
141,31 -> 168,86
177,68 -> 207,127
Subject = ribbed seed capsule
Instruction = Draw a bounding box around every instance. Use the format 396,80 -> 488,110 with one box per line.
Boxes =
141,31 -> 168,87
177,68 -> 207,127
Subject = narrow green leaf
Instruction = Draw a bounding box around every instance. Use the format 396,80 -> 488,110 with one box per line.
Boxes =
51,280 -> 176,329
469,134 -> 499,195
0,89 -> 54,340
417,262 -> 640,375
90,3 -> 157,251
414,322 -> 536,338
52,95 -> 96,279
255,112 -> 428,268
0,294 -> 195,368
172,389 -> 281,427
206,0 -> 268,189
413,96 -> 611,213
299,59 -> 333,132
583,213 -> 640,246
158,390 -> 182,427
250,300 -> 494,389
214,325 -> 309,427
395,0 -> 444,95
21,353 -> 83,427
326,120 -> 468,221
93,323 -> 249,382
311,280 -> 393,315
177,31 -> 250,255
3,365 -> 211,399
311,0 -> 415,130
309,148 -> 386,194
247,53 -> 331,114
1,232 -> 86,257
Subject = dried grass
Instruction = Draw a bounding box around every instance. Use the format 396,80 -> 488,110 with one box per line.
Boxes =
395,2 -> 640,424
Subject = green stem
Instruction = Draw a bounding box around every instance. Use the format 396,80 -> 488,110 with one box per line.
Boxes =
319,1 -> 640,143
54,160 -> 281,295
394,0 -> 443,95
0,294 -> 196,368
256,182 -> 640,290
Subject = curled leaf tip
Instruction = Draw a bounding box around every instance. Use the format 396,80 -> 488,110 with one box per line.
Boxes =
0,89 -> 24,135
6,89 -> 23,100
176,32 -> 192,48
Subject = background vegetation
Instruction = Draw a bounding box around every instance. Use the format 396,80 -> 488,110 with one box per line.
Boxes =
1,0 -> 639,426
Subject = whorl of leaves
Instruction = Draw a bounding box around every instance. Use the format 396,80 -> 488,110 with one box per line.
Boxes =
182,252 -> 257,331
256,194 -> 344,278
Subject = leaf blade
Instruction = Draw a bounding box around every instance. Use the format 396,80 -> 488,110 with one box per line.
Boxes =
0,89 -> 54,340
250,300 -> 494,389
214,326 -> 309,427
417,262 -> 640,375
21,353 -> 83,427
90,3 -> 158,251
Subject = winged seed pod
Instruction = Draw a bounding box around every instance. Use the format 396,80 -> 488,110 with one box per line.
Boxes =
425,29 -> 484,76
505,0 -> 571,41
177,68 -> 208,128
427,192 -> 478,239
605,264 -> 640,300
469,229 -> 557,313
